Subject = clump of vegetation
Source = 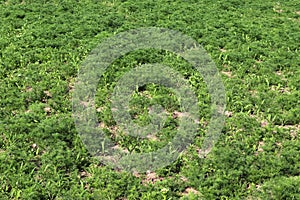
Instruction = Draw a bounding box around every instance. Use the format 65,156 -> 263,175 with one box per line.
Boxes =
0,0 -> 299,199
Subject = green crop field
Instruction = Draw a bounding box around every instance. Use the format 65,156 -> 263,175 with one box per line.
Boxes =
0,0 -> 299,199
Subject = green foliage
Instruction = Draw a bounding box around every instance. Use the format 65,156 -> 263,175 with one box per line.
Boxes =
1,0 -> 299,199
